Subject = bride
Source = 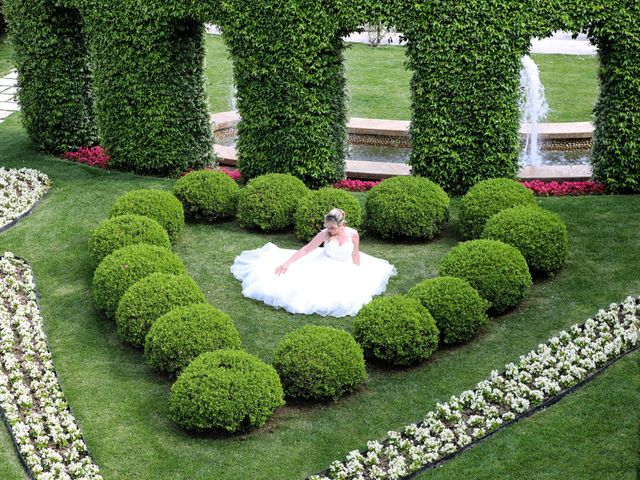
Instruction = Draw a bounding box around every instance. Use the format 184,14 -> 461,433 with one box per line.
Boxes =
230,208 -> 397,317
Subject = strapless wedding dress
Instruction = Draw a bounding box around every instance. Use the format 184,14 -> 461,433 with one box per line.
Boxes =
230,229 -> 397,317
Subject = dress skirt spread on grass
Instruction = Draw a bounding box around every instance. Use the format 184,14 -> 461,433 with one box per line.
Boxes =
231,229 -> 397,317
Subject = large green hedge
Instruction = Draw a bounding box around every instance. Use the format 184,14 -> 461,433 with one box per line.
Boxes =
584,7 -> 640,193
394,1 -> 529,195
217,3 -> 363,188
6,0 -> 640,192
75,4 -> 213,176
4,0 -> 96,153
0,1 -> 6,38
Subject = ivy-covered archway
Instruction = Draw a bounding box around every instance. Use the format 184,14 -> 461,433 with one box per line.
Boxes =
4,0 -> 640,193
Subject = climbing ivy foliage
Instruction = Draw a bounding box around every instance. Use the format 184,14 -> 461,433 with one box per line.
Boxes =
4,0 -> 96,154
72,2 -> 214,176
0,1 -> 6,37
536,0 -> 640,193
394,0 -> 534,195
4,0 -> 640,191
215,1 -> 375,188
586,3 -> 640,193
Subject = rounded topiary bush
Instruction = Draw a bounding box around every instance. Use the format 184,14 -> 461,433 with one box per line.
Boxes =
169,350 -> 284,432
439,240 -> 532,314
145,303 -> 242,375
237,173 -> 309,232
458,178 -> 536,239
407,277 -> 489,344
173,170 -> 239,221
365,176 -> 450,240
109,189 -> 185,242
294,187 -> 363,242
115,273 -> 206,348
272,325 -> 367,401
353,295 -> 439,366
88,214 -> 171,265
481,205 -> 569,274
92,244 -> 186,318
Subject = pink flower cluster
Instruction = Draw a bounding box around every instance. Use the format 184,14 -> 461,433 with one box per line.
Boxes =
333,178 -> 381,192
63,146 -> 110,169
218,167 -> 242,182
521,180 -> 606,196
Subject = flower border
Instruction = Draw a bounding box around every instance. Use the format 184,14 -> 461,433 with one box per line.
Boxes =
0,253 -> 102,480
0,167 -> 51,234
310,297 -> 639,480
403,345 -> 638,480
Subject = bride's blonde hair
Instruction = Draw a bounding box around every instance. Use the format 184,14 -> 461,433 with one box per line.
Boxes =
324,208 -> 346,226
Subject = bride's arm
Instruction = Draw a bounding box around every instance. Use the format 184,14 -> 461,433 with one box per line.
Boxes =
351,230 -> 361,266
275,231 -> 325,275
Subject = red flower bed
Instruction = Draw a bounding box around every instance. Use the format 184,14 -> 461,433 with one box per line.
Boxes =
63,146 -> 110,169
218,167 -> 242,182
521,180 -> 606,196
334,178 -> 606,196
333,179 -> 381,192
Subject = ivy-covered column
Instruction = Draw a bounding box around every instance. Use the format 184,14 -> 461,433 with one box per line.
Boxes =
218,1 -> 363,188
76,3 -> 213,176
4,0 -> 96,153
590,20 -> 640,193
537,0 -> 640,193
396,0 -> 533,195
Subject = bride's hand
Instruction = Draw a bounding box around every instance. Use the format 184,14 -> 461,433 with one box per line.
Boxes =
275,264 -> 288,275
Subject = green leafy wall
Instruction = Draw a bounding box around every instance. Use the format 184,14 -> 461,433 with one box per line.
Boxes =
216,2 -> 366,188
0,1 -> 6,38
4,0 -> 640,192
73,2 -> 214,176
4,0 -> 96,153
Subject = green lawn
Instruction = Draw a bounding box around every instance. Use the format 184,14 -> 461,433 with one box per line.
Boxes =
0,35 -> 599,122
204,36 -> 599,122
0,113 -> 638,479
0,36 -> 14,77
533,54 -> 599,123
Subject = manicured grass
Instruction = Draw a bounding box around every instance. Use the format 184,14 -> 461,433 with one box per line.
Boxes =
0,36 -> 14,77
203,37 -> 598,122
0,425 -> 26,480
421,351 -> 639,480
531,53 -> 599,123
204,35 -> 235,114
0,35 -> 599,122
1,113 -> 638,479
343,43 -> 412,120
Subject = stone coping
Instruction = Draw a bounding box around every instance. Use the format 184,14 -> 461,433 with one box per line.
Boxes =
211,111 -> 593,181
213,144 -> 592,181
210,111 -> 594,141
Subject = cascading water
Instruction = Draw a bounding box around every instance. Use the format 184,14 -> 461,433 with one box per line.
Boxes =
519,55 -> 549,166
230,84 -> 237,111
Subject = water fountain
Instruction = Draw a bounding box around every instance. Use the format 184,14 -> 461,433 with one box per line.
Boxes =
519,55 -> 549,166
212,54 -> 592,179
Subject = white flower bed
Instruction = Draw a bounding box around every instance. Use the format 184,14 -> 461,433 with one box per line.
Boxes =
311,297 -> 640,480
0,167 -> 51,230
0,252 -> 102,480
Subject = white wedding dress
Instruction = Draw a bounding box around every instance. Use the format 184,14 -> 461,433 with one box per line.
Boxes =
230,227 -> 397,317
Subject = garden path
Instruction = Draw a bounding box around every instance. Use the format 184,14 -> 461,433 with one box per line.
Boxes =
0,69 -> 18,124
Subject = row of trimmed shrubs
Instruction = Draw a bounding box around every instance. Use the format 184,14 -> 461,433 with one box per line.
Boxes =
88,189 -> 285,432
334,179 -> 570,373
87,175 -> 569,433
173,170 -> 451,241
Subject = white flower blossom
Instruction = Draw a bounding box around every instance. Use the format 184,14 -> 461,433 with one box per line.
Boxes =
316,296 -> 639,479
0,254 -> 101,479
0,168 -> 50,230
